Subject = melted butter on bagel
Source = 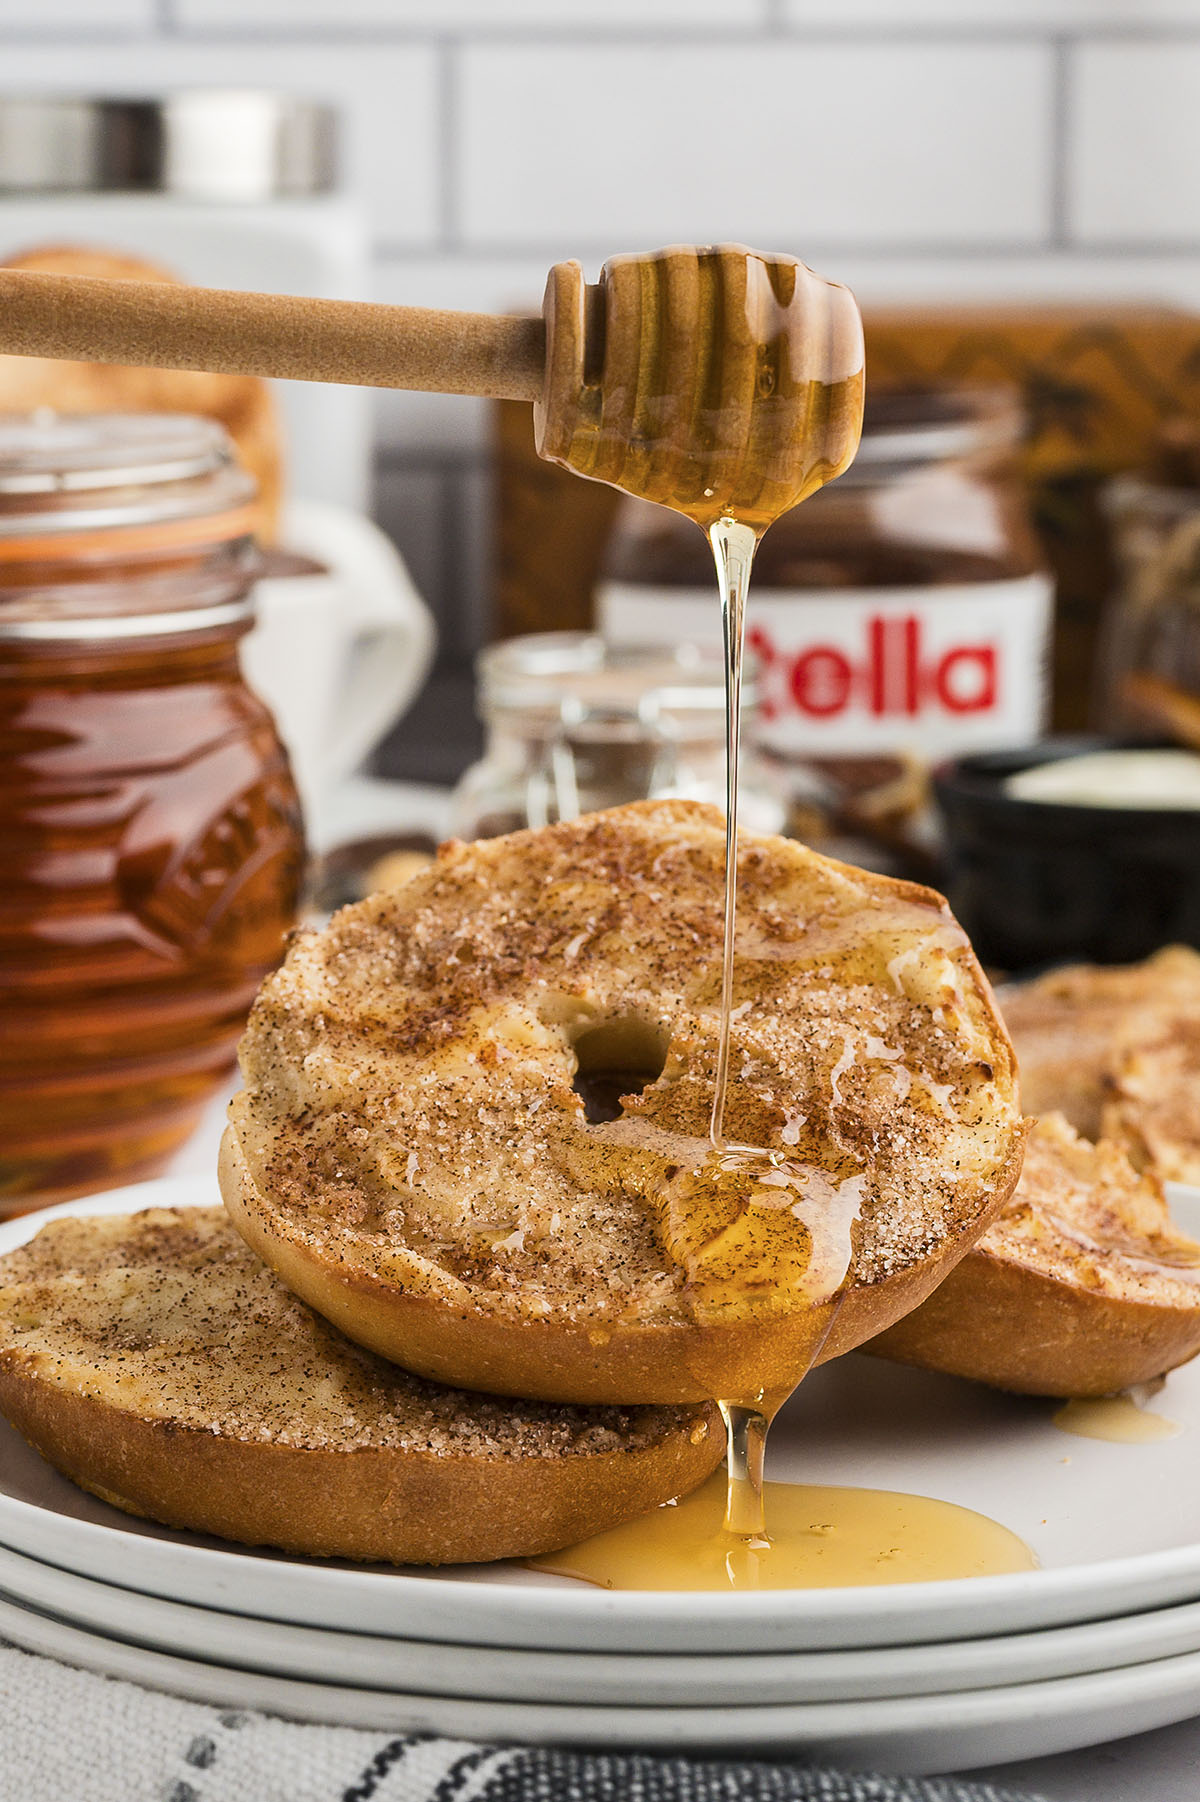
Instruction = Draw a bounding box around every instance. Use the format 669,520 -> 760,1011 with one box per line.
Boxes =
222,799 -> 1023,1406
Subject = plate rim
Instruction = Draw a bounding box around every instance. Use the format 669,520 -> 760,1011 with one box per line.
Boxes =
7,1582 -> 1200,1736
9,1535 -> 1200,1705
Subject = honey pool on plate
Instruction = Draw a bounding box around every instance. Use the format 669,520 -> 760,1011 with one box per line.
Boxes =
529,1470 -> 1037,1593
1054,1391 -> 1182,1444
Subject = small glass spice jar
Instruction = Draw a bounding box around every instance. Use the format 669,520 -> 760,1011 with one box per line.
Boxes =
0,413 -> 304,1211
451,633 -> 787,840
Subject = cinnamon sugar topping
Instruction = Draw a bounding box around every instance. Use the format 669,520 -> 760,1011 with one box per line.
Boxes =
232,800 -> 1021,1344
0,1209 -> 707,1458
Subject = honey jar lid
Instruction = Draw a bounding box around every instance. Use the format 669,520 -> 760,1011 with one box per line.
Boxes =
0,412 -> 255,522
0,412 -> 259,641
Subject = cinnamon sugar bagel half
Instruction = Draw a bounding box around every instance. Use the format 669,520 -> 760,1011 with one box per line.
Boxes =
221,801 -> 1023,1406
0,1208 -> 722,1565
999,947 -> 1200,1142
868,1113 -> 1200,1398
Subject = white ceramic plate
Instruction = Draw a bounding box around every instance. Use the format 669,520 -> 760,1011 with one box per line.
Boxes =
12,1538 -> 1200,1707
5,1180 -> 1200,1655
6,1587 -> 1200,1777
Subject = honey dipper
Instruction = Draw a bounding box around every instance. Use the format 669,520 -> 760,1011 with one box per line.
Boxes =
0,244 -> 863,525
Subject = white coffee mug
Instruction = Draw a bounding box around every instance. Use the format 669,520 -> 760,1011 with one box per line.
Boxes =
241,499 -> 436,835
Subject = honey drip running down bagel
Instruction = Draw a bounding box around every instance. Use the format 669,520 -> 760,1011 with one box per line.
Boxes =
221,801 -> 1023,1408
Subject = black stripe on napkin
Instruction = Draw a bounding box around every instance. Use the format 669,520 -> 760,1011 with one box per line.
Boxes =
473,1748 -> 1046,1802
342,1733 -> 432,1801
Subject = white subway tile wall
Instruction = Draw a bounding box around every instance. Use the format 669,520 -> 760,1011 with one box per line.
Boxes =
2,0 -> 1200,774
459,44 -> 1053,248
0,0 -> 154,26
1073,42 -> 1200,242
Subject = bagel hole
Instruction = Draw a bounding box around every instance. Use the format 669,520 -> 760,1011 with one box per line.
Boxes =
570,1017 -> 669,1125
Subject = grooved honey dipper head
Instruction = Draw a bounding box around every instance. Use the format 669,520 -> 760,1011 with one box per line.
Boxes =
535,244 -> 865,532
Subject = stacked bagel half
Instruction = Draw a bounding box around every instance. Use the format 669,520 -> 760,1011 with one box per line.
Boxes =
0,802 -> 1030,1562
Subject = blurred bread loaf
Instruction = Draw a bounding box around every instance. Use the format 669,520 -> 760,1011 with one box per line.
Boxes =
0,244 -> 283,539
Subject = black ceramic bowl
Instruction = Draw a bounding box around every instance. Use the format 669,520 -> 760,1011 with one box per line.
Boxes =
934,738 -> 1200,972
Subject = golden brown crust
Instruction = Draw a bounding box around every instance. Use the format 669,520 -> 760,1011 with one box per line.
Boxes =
222,800 -> 1023,1404
0,244 -> 283,541
221,1119 -> 1021,1403
0,1209 -> 723,1564
868,1114 -> 1200,1397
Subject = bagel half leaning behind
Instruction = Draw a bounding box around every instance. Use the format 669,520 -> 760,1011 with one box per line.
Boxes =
867,1113 -> 1200,1398
0,1208 -> 723,1564
221,800 -> 1024,1406
999,946 -> 1200,1142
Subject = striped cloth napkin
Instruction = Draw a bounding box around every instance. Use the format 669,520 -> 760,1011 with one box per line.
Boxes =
0,1642 -> 1045,1802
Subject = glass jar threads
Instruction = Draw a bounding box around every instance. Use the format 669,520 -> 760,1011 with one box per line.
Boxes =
0,413 -> 303,1210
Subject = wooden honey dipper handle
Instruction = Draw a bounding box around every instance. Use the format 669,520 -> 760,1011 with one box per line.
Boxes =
0,248 -> 864,527
0,268 -> 547,402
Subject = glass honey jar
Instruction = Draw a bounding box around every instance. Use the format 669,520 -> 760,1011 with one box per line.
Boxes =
0,413 -> 304,1211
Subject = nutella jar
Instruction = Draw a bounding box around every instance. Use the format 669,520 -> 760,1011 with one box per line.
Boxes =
598,387 -> 1052,856
0,414 -> 303,1210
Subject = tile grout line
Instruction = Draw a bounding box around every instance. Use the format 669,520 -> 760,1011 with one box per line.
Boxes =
70,22 -> 1195,48
0,19 -> 1198,46
1049,34 -> 1072,251
437,36 -> 460,254
371,239 -> 1200,264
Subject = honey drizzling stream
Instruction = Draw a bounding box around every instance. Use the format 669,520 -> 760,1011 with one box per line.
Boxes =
537,246 -> 1031,1588
700,511 -> 859,1548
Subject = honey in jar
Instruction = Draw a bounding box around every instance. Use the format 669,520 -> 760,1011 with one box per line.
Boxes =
0,413 -> 303,1211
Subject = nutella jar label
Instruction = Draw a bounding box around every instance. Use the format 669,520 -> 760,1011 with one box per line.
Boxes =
598,574 -> 1053,757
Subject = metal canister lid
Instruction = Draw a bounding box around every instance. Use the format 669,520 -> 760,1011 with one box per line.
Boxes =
0,92 -> 336,201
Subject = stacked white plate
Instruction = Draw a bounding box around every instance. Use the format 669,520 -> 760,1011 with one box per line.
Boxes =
4,1179 -> 1200,1777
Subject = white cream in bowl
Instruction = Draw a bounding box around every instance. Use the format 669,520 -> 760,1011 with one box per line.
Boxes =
1004,749 -> 1200,809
